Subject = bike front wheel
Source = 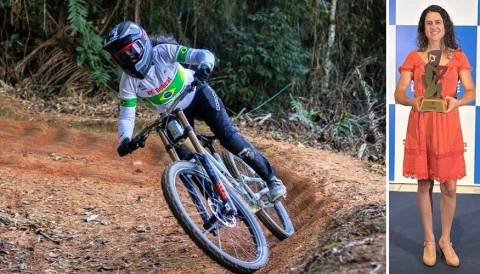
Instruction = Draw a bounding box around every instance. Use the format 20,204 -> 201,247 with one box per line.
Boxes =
161,160 -> 269,273
223,152 -> 295,240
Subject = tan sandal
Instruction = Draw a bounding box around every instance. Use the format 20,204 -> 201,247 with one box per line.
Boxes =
423,241 -> 436,266
439,239 -> 460,267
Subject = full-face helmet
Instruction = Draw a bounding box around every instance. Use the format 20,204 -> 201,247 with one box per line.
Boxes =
103,21 -> 153,79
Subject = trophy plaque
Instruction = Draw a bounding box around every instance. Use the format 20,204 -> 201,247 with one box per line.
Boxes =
419,50 -> 448,112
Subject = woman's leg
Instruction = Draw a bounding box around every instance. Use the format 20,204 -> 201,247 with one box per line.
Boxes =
438,180 -> 460,266
439,180 -> 457,242
417,179 -> 435,242
185,84 -> 286,200
184,84 -> 273,180
418,179 -> 437,266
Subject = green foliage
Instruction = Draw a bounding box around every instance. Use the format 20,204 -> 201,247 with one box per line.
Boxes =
218,7 -> 309,109
332,112 -> 361,139
68,0 -> 88,34
67,119 -> 116,132
0,34 -> 23,62
67,0 -> 110,85
289,96 -> 316,128
0,0 -> 385,158
0,0 -> 10,8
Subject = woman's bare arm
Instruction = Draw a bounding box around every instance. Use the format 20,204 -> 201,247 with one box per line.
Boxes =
458,69 -> 475,107
394,71 -> 422,110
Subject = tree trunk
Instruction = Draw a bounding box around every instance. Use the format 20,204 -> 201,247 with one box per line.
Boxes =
311,0 -> 320,69
134,0 -> 142,24
322,0 -> 337,90
100,0 -> 122,35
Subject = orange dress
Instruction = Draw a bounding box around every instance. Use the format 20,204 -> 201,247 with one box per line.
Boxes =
399,49 -> 472,182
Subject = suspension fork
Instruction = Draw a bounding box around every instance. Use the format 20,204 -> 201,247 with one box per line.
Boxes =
157,107 -> 202,161
195,154 -> 237,215
175,109 -> 205,153
157,108 -> 205,160
175,109 -> 238,215
158,130 -> 180,161
156,114 -> 213,222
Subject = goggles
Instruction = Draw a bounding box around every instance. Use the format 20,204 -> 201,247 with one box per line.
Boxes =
112,39 -> 145,70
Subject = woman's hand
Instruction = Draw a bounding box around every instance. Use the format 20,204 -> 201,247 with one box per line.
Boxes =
410,96 -> 423,111
445,96 -> 459,113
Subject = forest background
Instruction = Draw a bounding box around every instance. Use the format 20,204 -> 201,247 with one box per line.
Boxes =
0,0 -> 385,161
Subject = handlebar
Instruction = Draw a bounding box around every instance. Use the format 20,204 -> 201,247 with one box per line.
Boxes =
128,79 -> 204,153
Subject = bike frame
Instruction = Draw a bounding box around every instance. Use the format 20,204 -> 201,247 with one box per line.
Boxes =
155,109 -> 272,214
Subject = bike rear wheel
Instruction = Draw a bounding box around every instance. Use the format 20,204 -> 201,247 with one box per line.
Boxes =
223,152 -> 295,240
162,160 -> 269,273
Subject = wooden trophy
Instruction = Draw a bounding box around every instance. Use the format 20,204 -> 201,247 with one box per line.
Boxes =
420,50 -> 448,112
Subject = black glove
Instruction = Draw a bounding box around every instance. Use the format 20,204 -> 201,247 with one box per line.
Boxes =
194,63 -> 211,82
117,138 -> 133,157
135,135 -> 146,148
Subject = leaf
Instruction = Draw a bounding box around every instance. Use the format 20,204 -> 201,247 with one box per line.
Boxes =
357,143 -> 367,159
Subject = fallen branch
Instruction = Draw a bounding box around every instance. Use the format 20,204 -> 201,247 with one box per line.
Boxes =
255,113 -> 272,126
36,229 -> 61,245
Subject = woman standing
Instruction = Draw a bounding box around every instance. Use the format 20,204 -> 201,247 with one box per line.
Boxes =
394,5 -> 475,267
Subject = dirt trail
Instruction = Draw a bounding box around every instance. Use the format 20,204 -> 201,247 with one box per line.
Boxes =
0,94 -> 385,273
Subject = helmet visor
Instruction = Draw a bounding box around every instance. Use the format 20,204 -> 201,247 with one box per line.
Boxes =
112,39 -> 144,69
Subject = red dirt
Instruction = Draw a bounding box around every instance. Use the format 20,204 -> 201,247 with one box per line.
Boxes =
0,93 -> 385,273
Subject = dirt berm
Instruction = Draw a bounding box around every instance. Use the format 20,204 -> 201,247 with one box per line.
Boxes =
0,93 -> 385,273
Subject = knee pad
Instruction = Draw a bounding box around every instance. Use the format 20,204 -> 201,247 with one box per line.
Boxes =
238,147 -> 256,162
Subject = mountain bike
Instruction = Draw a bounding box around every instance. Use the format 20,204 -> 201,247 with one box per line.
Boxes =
126,81 -> 269,273
221,151 -> 294,240
194,135 -> 294,240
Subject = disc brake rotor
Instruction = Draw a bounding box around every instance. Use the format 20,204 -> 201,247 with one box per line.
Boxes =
207,198 -> 237,228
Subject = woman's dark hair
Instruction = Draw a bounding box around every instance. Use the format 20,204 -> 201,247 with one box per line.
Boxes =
417,5 -> 458,50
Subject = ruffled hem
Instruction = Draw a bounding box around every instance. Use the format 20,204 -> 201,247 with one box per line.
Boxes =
403,172 -> 466,183
403,149 -> 465,183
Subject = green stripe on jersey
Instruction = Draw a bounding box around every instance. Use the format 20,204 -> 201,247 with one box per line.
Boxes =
176,46 -> 190,63
144,66 -> 187,106
120,97 -> 137,107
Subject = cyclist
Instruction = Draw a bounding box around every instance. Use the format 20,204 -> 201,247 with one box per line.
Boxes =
103,21 -> 286,201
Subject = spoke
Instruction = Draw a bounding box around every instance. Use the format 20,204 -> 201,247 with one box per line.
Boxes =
198,176 -> 210,200
222,227 -> 255,258
173,167 -> 258,262
184,185 -> 200,198
225,232 -> 253,258
179,197 -> 207,216
226,227 -> 252,246
228,236 -> 239,259
216,223 -> 222,250
185,210 -> 208,218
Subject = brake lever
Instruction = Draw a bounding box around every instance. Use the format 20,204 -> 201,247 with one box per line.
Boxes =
128,80 -> 202,153
190,79 -> 204,88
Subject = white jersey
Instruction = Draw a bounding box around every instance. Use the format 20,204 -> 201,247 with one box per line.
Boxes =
117,43 -> 215,142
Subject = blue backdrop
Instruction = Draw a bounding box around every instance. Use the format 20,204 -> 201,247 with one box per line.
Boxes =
388,0 -> 479,185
